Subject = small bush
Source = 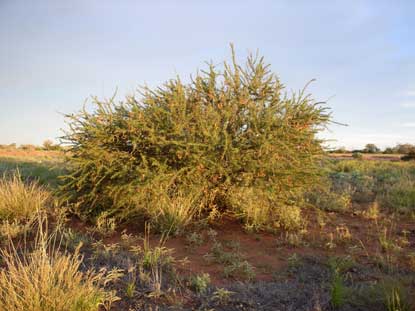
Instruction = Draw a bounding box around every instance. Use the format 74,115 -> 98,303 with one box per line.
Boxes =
273,205 -> 305,232
42,139 -> 62,151
362,201 -> 380,220
401,151 -> 415,161
352,152 -> 363,159
59,47 -> 330,230
186,232 -> 204,248
131,224 -> 175,297
306,186 -> 351,212
380,180 -> 415,214
18,144 -> 36,151
329,171 -> 375,203
190,273 -> 210,294
223,260 -> 255,280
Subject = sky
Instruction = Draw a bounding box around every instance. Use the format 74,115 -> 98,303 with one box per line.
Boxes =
0,0 -> 414,149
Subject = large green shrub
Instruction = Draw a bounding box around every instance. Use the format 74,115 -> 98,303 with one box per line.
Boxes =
59,49 -> 330,230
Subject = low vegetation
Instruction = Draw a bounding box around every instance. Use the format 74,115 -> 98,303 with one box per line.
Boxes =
0,215 -> 119,311
0,172 -> 51,239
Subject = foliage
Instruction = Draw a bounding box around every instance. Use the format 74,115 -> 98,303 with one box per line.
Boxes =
0,216 -> 119,311
149,187 -> 202,235
0,172 -> 51,239
211,288 -> 234,304
42,139 -> 62,151
130,224 -> 175,297
363,143 -> 380,153
352,151 -> 363,159
59,47 -> 330,230
186,232 -> 204,248
18,144 -> 37,151
0,172 -> 50,222
330,273 -> 346,309
401,151 -> 415,161
190,273 -> 210,294
328,256 -> 353,309
0,155 -> 64,188
326,159 -> 415,214
204,239 -> 255,280
380,180 -> 415,214
395,144 -> 415,155
306,185 -> 351,212
223,259 -> 255,280
382,279 -> 413,311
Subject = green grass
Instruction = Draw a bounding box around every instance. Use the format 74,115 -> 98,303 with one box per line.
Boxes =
324,159 -> 415,214
0,155 -> 65,188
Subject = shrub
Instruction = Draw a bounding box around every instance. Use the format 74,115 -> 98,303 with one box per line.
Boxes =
352,152 -> 363,159
190,273 -> 210,294
42,139 -> 61,151
18,144 -> 36,151
59,47 -> 330,230
330,171 -> 375,203
306,185 -> 351,212
401,151 -> 415,161
273,205 -> 305,231
223,260 -> 255,280
363,143 -> 380,153
380,180 -> 415,214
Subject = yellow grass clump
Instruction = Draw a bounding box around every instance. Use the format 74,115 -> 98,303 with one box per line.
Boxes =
0,215 -> 120,311
0,172 -> 50,222
0,172 -> 51,239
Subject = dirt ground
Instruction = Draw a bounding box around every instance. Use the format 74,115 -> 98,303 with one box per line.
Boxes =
65,204 -> 415,310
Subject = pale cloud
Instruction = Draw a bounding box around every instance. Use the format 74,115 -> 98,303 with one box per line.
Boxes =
401,102 -> 415,108
402,122 -> 415,128
407,90 -> 415,96
319,130 -> 414,150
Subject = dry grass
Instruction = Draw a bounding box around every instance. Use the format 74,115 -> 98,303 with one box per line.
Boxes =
151,191 -> 201,235
0,172 -> 50,221
0,172 -> 51,239
0,215 -> 119,311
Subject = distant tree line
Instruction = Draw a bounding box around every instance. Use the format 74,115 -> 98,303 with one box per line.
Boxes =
0,140 -> 63,151
329,143 -> 415,155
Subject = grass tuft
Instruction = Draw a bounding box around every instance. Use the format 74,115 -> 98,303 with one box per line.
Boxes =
0,215 -> 119,311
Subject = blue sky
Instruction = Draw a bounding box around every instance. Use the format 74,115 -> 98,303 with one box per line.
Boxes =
1,0 -> 414,149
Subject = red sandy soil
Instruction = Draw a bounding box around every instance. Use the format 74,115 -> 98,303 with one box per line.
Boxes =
69,205 -> 414,286
0,149 -> 62,158
329,153 -> 403,161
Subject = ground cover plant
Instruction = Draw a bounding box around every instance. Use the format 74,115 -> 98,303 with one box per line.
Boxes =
0,154 -> 415,310
0,149 -> 64,187
0,216 -> 121,311
0,172 -> 52,240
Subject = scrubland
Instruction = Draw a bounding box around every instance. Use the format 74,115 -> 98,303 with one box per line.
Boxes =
0,50 -> 414,310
